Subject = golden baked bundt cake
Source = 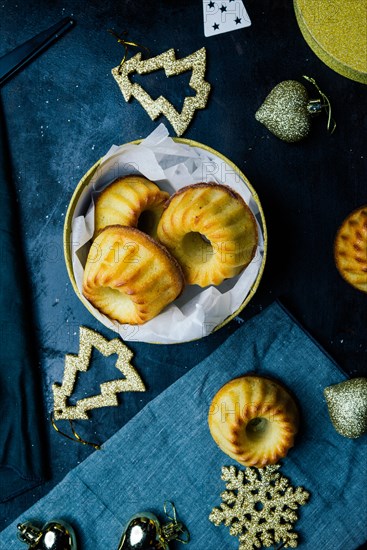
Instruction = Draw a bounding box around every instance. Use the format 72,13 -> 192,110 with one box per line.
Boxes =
334,205 -> 367,293
94,175 -> 169,238
83,226 -> 184,324
157,183 -> 258,287
208,375 -> 299,467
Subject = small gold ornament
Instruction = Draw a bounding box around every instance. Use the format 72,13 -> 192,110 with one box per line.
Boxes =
324,378 -> 367,439
209,465 -> 310,550
52,326 -> 145,420
255,77 -> 335,143
112,47 -> 211,136
17,519 -> 77,550
117,501 -> 189,550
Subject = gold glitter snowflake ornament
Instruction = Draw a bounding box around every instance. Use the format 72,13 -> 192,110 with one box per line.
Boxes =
209,465 -> 309,550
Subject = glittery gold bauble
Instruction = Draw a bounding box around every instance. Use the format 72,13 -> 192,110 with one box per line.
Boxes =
324,378 -> 367,439
255,80 -> 311,142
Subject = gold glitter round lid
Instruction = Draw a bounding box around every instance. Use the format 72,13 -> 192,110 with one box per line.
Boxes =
294,0 -> 367,84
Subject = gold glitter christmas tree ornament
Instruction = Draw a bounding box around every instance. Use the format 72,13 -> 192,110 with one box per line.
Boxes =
209,465 -> 309,550
112,47 -> 211,136
255,77 -> 335,142
324,378 -> 367,439
52,326 -> 145,420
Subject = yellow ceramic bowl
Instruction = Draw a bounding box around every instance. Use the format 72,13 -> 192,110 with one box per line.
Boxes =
63,138 -> 267,342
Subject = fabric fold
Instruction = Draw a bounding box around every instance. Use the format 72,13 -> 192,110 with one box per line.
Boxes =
0,96 -> 45,502
0,303 -> 366,548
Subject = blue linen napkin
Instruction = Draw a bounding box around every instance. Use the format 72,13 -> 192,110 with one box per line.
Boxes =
1,302 -> 366,549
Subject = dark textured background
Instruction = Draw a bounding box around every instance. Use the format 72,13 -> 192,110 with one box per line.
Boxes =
0,0 -> 366,546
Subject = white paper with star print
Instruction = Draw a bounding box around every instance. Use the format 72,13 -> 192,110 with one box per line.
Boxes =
203,0 -> 251,37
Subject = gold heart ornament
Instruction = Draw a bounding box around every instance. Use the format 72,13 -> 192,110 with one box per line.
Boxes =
112,47 -> 211,136
255,77 -> 335,143
255,80 -> 312,142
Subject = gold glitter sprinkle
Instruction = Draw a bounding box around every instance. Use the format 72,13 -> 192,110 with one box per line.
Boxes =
255,80 -> 311,143
209,465 -> 310,550
324,378 -> 367,439
111,47 -> 211,136
52,326 -> 145,420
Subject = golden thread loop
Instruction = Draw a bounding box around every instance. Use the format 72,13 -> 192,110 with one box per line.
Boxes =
303,75 -> 336,134
108,29 -> 150,73
162,501 -> 190,544
175,529 -> 190,545
51,412 -> 101,450
163,500 -> 177,522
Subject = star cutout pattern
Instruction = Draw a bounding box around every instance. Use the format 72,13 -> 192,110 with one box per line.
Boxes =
203,0 -> 251,37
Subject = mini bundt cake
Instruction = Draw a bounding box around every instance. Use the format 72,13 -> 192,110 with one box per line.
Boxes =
334,205 -> 367,293
157,183 -> 258,287
208,375 -> 299,467
94,175 -> 169,238
83,226 -> 184,324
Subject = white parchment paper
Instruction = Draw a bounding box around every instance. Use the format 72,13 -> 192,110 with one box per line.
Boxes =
70,124 -> 265,343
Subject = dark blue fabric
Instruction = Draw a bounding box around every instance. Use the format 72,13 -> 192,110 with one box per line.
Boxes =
0,302 -> 366,549
0,97 -> 45,502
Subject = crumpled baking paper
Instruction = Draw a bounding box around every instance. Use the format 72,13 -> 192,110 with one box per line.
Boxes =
70,124 -> 265,343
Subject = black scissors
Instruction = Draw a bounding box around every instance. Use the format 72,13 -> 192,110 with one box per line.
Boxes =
0,17 -> 75,87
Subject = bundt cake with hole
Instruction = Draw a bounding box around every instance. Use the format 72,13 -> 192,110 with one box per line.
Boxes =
157,183 -> 258,287
334,205 -> 367,293
83,225 -> 184,324
208,375 -> 299,467
94,175 -> 169,239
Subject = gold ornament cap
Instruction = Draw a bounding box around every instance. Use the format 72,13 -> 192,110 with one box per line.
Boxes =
324,378 -> 367,439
